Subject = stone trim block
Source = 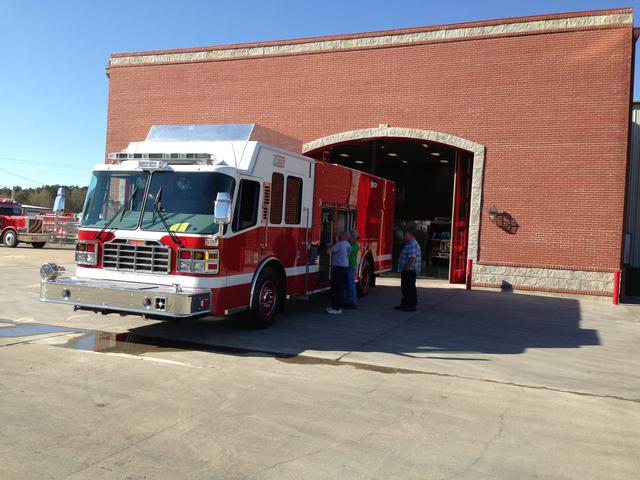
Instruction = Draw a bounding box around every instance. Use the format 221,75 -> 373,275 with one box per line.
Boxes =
109,13 -> 632,68
473,264 -> 615,295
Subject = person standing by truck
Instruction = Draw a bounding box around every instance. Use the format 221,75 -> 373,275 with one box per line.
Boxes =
344,230 -> 360,310
395,228 -> 421,312
327,231 -> 351,315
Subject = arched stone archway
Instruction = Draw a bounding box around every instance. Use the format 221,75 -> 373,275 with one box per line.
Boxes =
303,125 -> 486,264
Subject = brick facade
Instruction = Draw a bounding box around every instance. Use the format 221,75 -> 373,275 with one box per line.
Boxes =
105,8 -> 635,296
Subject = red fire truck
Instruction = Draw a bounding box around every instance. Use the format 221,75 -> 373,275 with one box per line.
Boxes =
40,125 -> 395,327
0,197 -> 49,248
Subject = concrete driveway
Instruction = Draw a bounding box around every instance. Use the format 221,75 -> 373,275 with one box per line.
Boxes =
1,245 -> 639,479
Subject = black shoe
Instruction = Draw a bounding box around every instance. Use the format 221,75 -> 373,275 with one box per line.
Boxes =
394,305 -> 406,310
399,306 -> 416,312
343,304 -> 357,310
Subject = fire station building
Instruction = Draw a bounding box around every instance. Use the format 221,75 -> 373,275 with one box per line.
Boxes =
105,8 -> 638,298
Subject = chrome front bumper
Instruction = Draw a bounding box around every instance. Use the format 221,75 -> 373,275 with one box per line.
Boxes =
40,277 -> 211,318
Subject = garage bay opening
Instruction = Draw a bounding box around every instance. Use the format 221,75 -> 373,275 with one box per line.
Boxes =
307,138 -> 472,283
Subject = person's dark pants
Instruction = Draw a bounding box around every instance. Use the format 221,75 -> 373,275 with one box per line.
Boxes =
400,270 -> 417,308
331,266 -> 349,310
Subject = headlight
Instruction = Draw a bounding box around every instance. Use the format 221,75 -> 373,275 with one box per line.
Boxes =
178,259 -> 191,272
40,263 -> 65,282
177,249 -> 219,274
75,242 -> 98,266
192,261 -> 206,273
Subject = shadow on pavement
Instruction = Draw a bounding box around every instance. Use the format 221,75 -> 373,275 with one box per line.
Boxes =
59,283 -> 600,359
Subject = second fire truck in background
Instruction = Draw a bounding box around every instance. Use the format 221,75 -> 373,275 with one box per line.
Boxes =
0,197 -> 49,248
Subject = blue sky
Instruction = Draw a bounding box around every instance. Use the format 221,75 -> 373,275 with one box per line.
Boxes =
0,0 -> 638,189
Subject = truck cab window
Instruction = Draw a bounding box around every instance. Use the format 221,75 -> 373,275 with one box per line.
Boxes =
285,176 -> 303,224
232,179 -> 260,232
0,206 -> 21,215
270,173 -> 284,224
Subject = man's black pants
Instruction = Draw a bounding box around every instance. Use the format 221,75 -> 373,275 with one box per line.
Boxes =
331,266 -> 349,310
400,270 -> 417,308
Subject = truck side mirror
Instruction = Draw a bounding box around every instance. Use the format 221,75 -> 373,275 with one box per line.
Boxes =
214,192 -> 232,225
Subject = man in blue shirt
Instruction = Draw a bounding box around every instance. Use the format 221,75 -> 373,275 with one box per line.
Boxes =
396,228 -> 421,312
326,231 -> 351,315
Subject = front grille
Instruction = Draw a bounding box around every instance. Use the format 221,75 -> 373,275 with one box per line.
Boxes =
102,240 -> 171,274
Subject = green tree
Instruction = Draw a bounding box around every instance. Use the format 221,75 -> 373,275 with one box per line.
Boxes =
66,187 -> 88,212
8,185 -> 87,213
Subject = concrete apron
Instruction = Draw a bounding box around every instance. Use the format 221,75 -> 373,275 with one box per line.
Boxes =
3,250 -> 640,403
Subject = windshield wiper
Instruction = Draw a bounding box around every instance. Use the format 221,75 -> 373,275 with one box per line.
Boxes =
148,186 -> 182,245
96,186 -> 138,241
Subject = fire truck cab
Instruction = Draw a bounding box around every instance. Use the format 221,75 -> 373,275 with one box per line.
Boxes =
0,197 -> 49,248
40,125 -> 395,327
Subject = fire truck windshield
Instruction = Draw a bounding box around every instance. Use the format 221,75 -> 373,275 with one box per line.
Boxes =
80,170 -> 235,235
140,172 -> 235,234
81,171 -> 149,230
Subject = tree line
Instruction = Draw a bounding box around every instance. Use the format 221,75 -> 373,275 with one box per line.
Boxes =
0,185 -> 87,213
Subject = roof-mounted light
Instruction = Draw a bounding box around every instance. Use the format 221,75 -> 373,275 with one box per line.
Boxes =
107,152 -> 214,165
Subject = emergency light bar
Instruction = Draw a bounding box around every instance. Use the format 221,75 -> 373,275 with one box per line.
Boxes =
107,152 -> 214,165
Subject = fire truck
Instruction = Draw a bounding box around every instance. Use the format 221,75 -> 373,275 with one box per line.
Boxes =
0,197 -> 49,248
40,124 -> 395,327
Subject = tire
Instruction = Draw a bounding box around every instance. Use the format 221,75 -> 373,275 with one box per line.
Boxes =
357,256 -> 374,297
2,230 -> 18,248
31,242 -> 46,249
246,268 -> 282,329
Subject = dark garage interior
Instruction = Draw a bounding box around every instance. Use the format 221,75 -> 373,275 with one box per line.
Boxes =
309,139 -> 460,279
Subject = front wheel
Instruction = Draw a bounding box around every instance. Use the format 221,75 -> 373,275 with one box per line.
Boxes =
357,256 -> 374,297
2,230 -> 18,248
31,242 -> 46,249
246,269 -> 282,329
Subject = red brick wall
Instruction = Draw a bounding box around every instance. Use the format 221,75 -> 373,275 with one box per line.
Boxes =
106,21 -> 634,272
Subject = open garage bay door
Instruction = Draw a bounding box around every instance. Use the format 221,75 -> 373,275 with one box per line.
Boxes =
307,138 -> 472,284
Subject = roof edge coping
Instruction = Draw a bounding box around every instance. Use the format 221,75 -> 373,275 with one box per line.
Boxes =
109,8 -> 633,68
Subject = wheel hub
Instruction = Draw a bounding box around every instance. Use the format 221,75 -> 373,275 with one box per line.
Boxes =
259,281 -> 276,316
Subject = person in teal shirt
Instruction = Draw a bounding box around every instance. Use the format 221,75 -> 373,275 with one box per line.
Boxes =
344,230 -> 360,309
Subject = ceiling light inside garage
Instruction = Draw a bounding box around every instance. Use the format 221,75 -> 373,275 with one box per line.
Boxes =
431,152 -> 441,157
421,143 -> 429,148
388,153 -> 398,157
402,160 -> 408,164
439,159 -> 449,164
354,160 -> 365,164
339,153 -> 349,157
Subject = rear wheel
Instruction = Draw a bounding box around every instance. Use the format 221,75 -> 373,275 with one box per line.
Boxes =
31,242 -> 46,249
246,269 -> 282,329
2,230 -> 18,248
357,256 -> 374,297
